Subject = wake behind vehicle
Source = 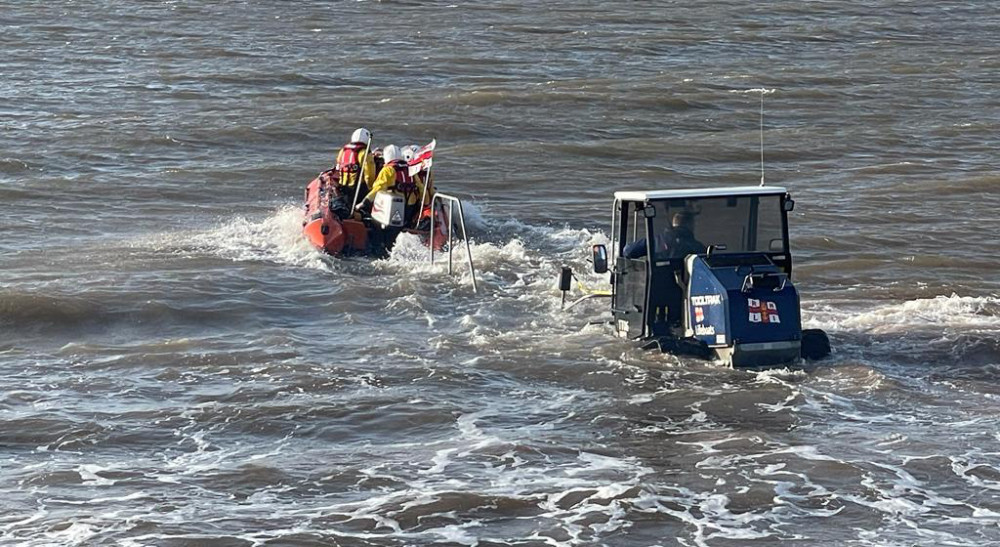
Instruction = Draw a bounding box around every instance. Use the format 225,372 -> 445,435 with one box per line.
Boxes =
562,186 -> 831,367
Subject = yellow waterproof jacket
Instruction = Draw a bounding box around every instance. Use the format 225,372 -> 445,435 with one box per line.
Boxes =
419,170 -> 435,206
365,163 -> 425,206
335,145 -> 376,190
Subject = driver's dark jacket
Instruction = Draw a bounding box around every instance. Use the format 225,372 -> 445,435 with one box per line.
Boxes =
623,227 -> 705,260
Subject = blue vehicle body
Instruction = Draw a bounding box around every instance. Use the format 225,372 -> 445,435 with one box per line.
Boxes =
686,254 -> 803,366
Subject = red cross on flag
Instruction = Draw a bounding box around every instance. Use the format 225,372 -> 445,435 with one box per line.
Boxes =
408,139 -> 435,177
748,298 -> 781,324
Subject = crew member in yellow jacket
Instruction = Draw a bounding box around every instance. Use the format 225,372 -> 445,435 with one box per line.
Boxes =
355,144 -> 425,251
402,143 -> 436,230
333,127 -> 377,207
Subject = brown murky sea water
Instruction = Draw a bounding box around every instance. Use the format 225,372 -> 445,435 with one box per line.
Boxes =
2,1 -> 999,545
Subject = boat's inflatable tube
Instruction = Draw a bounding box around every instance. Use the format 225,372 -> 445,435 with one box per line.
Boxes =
302,176 -> 453,256
419,204 -> 450,251
302,177 -> 367,255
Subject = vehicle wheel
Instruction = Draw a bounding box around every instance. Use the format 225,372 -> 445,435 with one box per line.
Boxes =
656,337 -> 712,360
801,329 -> 831,360
680,337 -> 712,359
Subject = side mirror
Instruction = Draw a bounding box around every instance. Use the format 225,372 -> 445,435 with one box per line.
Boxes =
783,198 -> 795,212
642,206 -> 656,219
592,244 -> 608,274
769,238 -> 785,251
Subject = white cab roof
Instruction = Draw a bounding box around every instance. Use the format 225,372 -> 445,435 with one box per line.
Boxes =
615,186 -> 787,202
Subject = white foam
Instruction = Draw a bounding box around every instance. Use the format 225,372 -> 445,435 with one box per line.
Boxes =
677,435 -> 745,455
951,456 -> 1000,491
806,294 -> 1000,334
45,521 -> 101,545
0,511 -> 47,533
278,390 -> 651,545
140,205 -> 331,271
730,88 -> 776,95
49,491 -> 147,506
77,464 -> 115,486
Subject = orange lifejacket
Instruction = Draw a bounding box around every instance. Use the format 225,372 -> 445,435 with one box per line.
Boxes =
390,161 -> 418,195
338,142 -> 366,186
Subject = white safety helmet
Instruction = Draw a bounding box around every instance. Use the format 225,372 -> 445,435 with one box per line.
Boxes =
350,127 -> 371,143
402,144 -> 419,162
383,144 -> 402,163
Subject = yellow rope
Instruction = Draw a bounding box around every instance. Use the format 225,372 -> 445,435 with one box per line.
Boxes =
575,278 -> 612,296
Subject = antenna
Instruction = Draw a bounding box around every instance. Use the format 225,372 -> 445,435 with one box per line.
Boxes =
730,88 -> 774,186
759,90 -> 765,186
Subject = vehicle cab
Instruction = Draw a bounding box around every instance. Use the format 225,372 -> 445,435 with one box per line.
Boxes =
582,185 -> 827,367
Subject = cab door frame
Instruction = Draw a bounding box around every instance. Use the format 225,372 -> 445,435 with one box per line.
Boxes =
610,198 -> 653,339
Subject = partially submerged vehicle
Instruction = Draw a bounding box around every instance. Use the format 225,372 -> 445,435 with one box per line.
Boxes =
561,186 -> 830,367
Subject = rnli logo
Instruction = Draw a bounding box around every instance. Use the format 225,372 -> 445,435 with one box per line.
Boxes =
694,306 -> 705,323
748,298 -> 781,324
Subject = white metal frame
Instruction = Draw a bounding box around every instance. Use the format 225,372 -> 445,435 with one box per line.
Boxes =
429,193 -> 478,293
614,186 -> 787,202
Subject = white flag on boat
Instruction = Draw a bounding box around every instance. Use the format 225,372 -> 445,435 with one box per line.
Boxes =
408,139 -> 435,177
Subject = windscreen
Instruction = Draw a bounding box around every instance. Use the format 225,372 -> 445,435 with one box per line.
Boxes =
648,194 -> 785,261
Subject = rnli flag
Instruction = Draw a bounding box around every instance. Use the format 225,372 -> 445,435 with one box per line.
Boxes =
408,139 -> 435,177
748,298 -> 781,324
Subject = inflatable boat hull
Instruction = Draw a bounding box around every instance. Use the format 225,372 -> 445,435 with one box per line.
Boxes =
302,177 -> 449,256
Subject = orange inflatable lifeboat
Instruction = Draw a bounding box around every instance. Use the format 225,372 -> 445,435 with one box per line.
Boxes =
301,175 -> 450,256
303,140 -> 456,256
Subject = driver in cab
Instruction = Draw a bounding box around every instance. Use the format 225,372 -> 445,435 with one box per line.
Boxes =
623,211 -> 705,260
